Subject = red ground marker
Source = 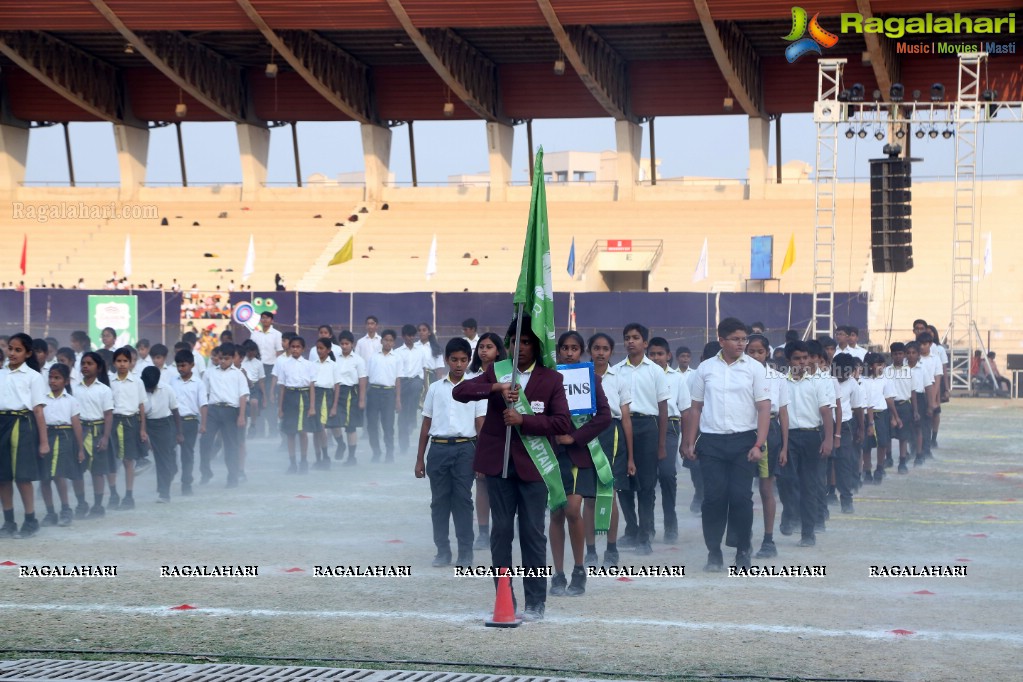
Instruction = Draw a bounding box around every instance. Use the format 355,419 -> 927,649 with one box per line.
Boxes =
955,558 -> 972,562
367,482 -> 379,486
912,590 -> 935,595
116,531 -> 137,537
215,512 -> 236,516
967,533 -> 988,538
1003,498 -> 1017,502
0,561 -> 17,566
616,577 -> 634,582
295,495 -> 312,499
169,604 -> 197,610
385,539 -> 403,544
983,515 -> 998,520
282,567 -> 305,573
889,629 -> 915,636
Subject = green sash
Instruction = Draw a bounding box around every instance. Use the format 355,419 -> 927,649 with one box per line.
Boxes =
571,414 -> 614,534
495,359 -> 566,511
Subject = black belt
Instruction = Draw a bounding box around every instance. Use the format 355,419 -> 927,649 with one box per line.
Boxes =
669,416 -> 681,422
182,416 -> 199,421
212,402 -> 237,408
84,419 -> 105,426
431,437 -> 476,444
632,413 -> 656,419
792,427 -> 821,431
0,409 -> 29,416
370,384 -> 395,389
284,386 -> 308,392
48,425 -> 72,431
895,400 -> 910,405
770,413 -> 779,419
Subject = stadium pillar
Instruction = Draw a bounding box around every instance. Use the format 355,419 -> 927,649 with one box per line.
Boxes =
0,123 -> 29,198
486,122 -> 513,202
237,124 -> 270,200
747,116 -> 770,199
114,124 -> 149,200
614,120 -> 640,201
361,123 -> 392,204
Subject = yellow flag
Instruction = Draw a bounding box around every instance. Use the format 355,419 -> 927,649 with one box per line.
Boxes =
780,234 -> 796,275
328,237 -> 353,266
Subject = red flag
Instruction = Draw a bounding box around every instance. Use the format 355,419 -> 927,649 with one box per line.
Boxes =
19,235 -> 26,275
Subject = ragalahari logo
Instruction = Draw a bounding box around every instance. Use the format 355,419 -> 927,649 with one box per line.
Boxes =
783,7 -> 840,62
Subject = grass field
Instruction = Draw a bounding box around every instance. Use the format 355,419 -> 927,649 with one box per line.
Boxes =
1,399 -> 1021,682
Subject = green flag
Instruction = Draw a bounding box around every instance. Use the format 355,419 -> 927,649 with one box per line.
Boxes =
514,147 -> 556,367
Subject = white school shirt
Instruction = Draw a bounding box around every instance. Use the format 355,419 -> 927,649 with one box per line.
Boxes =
43,391 -> 79,426
137,355 -> 154,370
463,335 -> 479,353
688,352 -> 770,434
613,355 -> 670,416
395,344 -> 429,379
313,357 -> 342,389
367,351 -> 401,387
787,372 -> 833,429
932,344 -> 949,366
203,366 -> 249,407
596,366 -> 631,420
860,376 -> 885,411
920,352 -> 943,381
273,356 -> 316,389
170,375 -> 207,417
678,366 -> 696,390
110,374 -> 146,416
836,379 -> 859,423
308,343 -> 342,363
250,326 -> 284,365
765,366 -> 790,415
663,366 -> 691,418
355,334 -> 382,365
76,380 -> 114,421
144,386 -> 178,419
414,340 -> 444,372
336,352 -> 368,387
909,363 -> 934,394
423,374 -> 487,438
836,345 -> 867,361
240,357 -> 265,385
0,364 -> 47,411
886,364 -> 913,401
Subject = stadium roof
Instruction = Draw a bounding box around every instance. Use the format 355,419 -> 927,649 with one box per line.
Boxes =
0,1 -> 1019,125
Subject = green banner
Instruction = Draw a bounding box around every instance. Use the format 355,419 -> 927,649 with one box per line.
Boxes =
495,358 -> 566,511
88,295 -> 138,348
572,413 -> 614,533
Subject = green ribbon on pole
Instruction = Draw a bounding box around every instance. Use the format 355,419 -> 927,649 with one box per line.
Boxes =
571,414 -> 614,534
495,358 -> 566,512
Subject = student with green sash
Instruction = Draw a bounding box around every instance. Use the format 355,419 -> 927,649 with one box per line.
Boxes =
549,332 -> 611,597
453,317 -> 571,622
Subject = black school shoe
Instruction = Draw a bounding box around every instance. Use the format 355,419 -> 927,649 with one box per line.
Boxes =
0,521 -> 17,538
862,470 -> 874,485
885,455 -> 895,468
798,535 -> 816,547
522,602 -> 545,621
566,566 -> 586,596
583,549 -> 599,567
75,502 -> 90,519
58,508 -> 73,527
87,505 -> 106,519
704,549 -> 724,572
601,548 -> 619,568
898,461 -> 909,474
41,512 -> 59,527
14,518 -> 40,538
755,539 -> 777,559
117,496 -> 135,511
549,572 -> 568,596
431,552 -> 451,568
617,535 -> 638,550
874,468 -> 885,484
734,548 -> 752,570
635,540 -> 653,556
108,491 -> 120,508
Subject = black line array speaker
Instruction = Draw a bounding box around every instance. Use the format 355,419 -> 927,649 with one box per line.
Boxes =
870,157 -> 913,273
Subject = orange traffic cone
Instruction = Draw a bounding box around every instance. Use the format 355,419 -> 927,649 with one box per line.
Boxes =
485,569 -> 522,628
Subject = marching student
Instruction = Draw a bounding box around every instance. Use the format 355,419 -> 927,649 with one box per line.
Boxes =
56,348 -> 79,384
416,323 -> 445,382
69,331 -> 91,369
149,344 -> 173,386
275,337 -> 317,473
452,316 -> 572,621
141,366 -> 181,503
39,363 -> 84,527
806,339 -> 837,532
915,332 -> 943,460
831,354 -> 864,514
100,327 -> 117,352
682,318 -> 770,571
355,315 -> 383,365
170,349 -> 207,496
614,323 -> 669,556
646,337 -> 690,544
109,347 -> 148,511
136,339 -> 153,370
861,352 -> 897,484
905,341 -> 934,467
250,311 -> 284,437
462,318 -> 480,353
675,346 -> 694,384
311,337 -> 341,470
926,324 -> 950,447
200,343 -> 248,487
395,324 -> 428,456
307,325 -> 342,362
76,352 -> 113,517
887,343 -> 914,474
585,333 -> 635,568
467,332 -> 507,550
334,330 -> 368,465
782,340 -> 835,548
549,331 -> 611,597
365,330 -> 402,463
746,334 -> 789,559
683,342 -> 720,517
414,338 -> 486,568
0,333 -> 49,538
240,340 -> 265,438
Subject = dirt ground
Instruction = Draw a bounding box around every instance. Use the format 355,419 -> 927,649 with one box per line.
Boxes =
1,399 -> 1021,682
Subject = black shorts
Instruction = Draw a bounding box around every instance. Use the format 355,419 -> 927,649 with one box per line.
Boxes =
893,402 -> 914,441
316,386 -> 343,430
249,381 -> 264,404
598,419 -> 631,492
0,411 -> 41,482
870,409 -> 891,449
758,417 -> 782,479
339,385 -> 363,431
280,388 -> 314,435
82,419 -> 115,475
557,451 -> 596,499
113,414 -> 143,461
44,426 -> 83,481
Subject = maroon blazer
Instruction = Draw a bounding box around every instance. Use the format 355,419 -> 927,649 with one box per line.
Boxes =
564,374 -> 611,468
452,363 -> 571,482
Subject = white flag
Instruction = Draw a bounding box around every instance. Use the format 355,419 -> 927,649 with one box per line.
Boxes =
983,232 -> 992,276
243,234 -> 256,282
692,237 -> 708,283
123,235 -> 132,278
425,234 -> 438,280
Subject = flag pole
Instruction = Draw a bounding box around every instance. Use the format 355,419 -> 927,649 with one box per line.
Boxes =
502,302 -> 524,478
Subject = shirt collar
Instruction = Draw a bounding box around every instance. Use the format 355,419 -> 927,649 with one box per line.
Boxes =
443,373 -> 465,386
626,355 -> 651,368
716,351 -> 748,366
114,374 -> 135,382
47,391 -> 67,399
519,362 -> 536,374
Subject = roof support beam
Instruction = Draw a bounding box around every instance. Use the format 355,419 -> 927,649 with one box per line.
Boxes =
855,0 -> 899,100
235,0 -> 379,125
0,30 -> 142,126
384,0 -> 508,123
88,0 -> 255,123
692,0 -> 763,118
535,0 -> 634,122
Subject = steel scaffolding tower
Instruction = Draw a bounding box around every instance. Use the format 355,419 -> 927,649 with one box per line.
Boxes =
811,59 -> 845,338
